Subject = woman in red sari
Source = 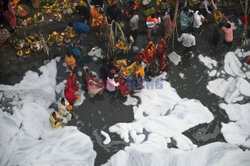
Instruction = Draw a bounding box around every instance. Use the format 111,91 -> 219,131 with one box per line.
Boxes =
64,85 -> 78,105
67,73 -> 79,91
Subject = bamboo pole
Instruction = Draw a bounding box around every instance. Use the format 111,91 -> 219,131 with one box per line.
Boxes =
241,0 -> 249,49
171,0 -> 179,49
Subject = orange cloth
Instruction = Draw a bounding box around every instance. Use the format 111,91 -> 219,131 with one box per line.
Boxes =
157,38 -> 167,57
107,0 -> 118,5
90,7 -> 106,29
147,16 -> 160,23
65,55 -> 76,70
145,41 -> 157,63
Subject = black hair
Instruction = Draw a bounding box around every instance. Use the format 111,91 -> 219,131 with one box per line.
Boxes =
129,9 -> 135,16
136,59 -> 142,64
61,98 -> 65,103
129,0 -> 135,6
112,4 -> 117,10
66,50 -> 71,56
109,72 -> 114,79
169,8 -> 174,21
52,112 -> 56,116
187,27 -> 192,33
219,22 -> 224,28
3,0 -> 9,11
198,9 -> 202,15
183,7 -> 188,13
188,12 -> 193,17
226,23 -> 231,28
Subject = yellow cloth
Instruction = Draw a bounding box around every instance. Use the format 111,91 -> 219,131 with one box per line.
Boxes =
11,0 -> 20,4
90,7 -> 106,29
49,112 -> 62,128
127,62 -> 145,77
65,55 -> 76,70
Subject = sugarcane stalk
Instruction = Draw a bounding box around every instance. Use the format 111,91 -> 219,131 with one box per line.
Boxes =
39,32 -> 49,56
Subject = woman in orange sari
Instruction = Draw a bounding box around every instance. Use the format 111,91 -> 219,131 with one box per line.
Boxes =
145,41 -> 157,63
65,52 -> 76,71
159,52 -> 169,71
157,38 -> 167,57
90,5 -> 106,36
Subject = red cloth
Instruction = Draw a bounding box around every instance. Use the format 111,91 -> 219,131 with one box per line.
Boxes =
136,51 -> 148,64
247,56 -> 250,65
159,51 -> 169,71
117,78 -> 130,96
64,85 -> 77,105
241,17 -> 248,24
67,73 -> 79,91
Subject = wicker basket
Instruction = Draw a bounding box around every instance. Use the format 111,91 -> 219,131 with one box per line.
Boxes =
15,4 -> 29,17
31,0 -> 42,9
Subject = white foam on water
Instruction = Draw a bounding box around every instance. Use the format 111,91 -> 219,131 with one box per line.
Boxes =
0,60 -> 96,166
207,49 -> 250,103
109,73 -> 214,150
224,52 -> 245,78
220,103 -> 250,148
101,130 -> 111,145
55,80 -> 67,94
179,72 -> 185,79
102,142 -> 250,166
208,70 -> 217,77
168,51 -> 181,65
55,56 -> 61,62
198,54 -> 217,69
88,48 -> 104,60
123,95 -> 138,106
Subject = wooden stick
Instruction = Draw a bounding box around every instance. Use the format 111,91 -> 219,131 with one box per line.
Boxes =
171,0 -> 179,49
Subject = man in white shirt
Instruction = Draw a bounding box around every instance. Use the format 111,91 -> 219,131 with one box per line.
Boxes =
193,10 -> 205,29
177,27 -> 196,56
130,10 -> 139,43
58,97 -> 72,124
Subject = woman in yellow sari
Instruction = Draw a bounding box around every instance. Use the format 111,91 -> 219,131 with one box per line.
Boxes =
90,5 -> 106,36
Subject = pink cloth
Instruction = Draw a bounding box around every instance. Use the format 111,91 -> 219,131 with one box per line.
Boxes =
222,21 -> 233,43
163,13 -> 172,38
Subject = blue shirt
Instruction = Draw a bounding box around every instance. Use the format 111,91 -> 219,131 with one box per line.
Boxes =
73,22 -> 90,34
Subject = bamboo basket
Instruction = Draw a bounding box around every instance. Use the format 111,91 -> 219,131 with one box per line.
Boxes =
31,0 -> 42,9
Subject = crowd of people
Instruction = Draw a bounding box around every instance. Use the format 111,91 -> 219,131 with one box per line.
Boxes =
50,0 -> 238,128
0,0 -> 242,128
